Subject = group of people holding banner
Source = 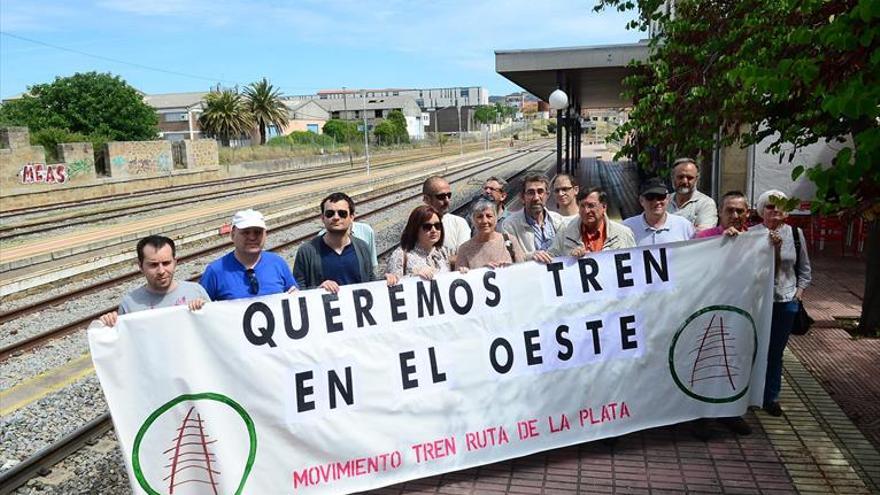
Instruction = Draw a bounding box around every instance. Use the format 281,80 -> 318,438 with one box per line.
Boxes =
100,156 -> 811,440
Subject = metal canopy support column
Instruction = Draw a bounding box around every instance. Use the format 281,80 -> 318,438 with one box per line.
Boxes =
576,92 -> 582,171
555,71 -> 564,174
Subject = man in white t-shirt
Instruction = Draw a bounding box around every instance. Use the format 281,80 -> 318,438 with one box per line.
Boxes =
422,176 -> 470,254
667,157 -> 718,232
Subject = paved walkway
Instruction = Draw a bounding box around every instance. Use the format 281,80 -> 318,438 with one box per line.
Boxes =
365,152 -> 880,494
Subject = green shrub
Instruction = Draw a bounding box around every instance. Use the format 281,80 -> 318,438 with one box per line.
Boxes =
30,127 -> 92,162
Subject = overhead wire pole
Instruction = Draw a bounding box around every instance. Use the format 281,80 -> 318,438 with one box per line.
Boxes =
343,86 -> 354,168
457,97 -> 464,156
362,89 -> 371,177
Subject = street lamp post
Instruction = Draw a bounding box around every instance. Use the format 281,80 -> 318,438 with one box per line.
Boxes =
548,88 -> 569,173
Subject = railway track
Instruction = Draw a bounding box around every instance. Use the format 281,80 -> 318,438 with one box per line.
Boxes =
0,146 -> 554,361
0,148 -> 556,494
0,143 -> 511,240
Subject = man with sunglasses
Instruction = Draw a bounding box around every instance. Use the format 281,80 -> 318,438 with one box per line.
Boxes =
502,175 -> 565,260
667,158 -> 718,232
293,192 -> 375,292
200,209 -> 298,301
422,176 -> 471,253
623,178 -> 695,246
100,235 -> 209,326
480,176 -> 509,231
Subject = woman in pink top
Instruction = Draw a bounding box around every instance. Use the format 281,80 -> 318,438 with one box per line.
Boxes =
457,199 -> 526,269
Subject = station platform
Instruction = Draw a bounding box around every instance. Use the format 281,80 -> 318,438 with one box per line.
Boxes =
366,150 -> 880,494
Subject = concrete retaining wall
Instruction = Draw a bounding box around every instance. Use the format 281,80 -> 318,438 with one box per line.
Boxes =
105,141 -> 174,178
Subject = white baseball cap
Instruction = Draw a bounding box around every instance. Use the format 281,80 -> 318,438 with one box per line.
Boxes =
231,209 -> 266,230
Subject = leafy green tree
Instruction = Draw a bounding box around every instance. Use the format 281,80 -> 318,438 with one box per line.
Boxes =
0,71 -> 157,140
199,88 -> 254,147
243,77 -> 288,145
473,105 -> 498,125
386,109 -> 410,143
494,102 -> 516,121
595,0 -> 880,334
373,120 -> 397,145
322,119 -> 359,143
30,128 -> 92,162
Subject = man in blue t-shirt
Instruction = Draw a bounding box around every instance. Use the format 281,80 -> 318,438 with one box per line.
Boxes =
200,209 -> 299,301
293,192 -> 375,292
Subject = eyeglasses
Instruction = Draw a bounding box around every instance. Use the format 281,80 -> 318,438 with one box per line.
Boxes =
245,268 -> 259,295
432,192 -> 452,201
323,209 -> 350,219
643,193 -> 667,202
580,202 -> 604,210
554,186 -> 573,194
420,222 -> 443,232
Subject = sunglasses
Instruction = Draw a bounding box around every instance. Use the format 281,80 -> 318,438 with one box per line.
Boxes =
643,193 -> 667,201
421,222 -> 443,232
432,192 -> 452,201
245,268 -> 259,295
323,209 -> 350,219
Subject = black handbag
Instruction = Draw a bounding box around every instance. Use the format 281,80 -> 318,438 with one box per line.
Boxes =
790,226 -> 813,336
792,301 -> 814,335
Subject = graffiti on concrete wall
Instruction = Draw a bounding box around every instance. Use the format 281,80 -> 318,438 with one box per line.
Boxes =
157,152 -> 171,171
66,159 -> 90,179
19,163 -> 68,184
110,151 -> 173,175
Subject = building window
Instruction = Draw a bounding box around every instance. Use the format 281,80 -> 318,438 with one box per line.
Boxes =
163,112 -> 188,122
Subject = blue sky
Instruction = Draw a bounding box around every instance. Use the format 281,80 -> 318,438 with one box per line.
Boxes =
0,0 -> 641,99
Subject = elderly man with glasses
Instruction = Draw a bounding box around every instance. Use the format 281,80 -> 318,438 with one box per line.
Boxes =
293,192 -> 378,291
535,187 -> 634,262
200,209 -> 299,301
623,177 -> 695,246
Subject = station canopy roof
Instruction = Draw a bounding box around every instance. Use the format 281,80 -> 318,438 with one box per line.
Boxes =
495,41 -> 650,109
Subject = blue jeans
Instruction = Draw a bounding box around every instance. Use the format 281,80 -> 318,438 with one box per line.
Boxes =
764,300 -> 799,406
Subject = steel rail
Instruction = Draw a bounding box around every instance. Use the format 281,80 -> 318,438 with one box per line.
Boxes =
0,413 -> 112,495
0,146 -> 492,239
0,143 -> 501,221
0,149 -> 554,494
0,145 -> 541,325
0,148 -> 553,360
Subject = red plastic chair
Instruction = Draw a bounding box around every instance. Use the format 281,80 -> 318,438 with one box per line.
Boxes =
849,217 -> 867,256
815,215 -> 845,255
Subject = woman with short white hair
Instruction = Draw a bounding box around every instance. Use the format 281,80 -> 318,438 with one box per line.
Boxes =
456,199 -> 526,269
752,189 -> 812,416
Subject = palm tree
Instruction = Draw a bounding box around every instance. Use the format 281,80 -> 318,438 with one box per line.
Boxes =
243,77 -> 288,145
199,89 -> 253,147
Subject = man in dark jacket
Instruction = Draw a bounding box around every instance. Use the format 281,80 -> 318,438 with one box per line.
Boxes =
293,192 -> 375,292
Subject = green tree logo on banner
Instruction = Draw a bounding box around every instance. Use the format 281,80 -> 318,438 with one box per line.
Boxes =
131,393 -> 257,495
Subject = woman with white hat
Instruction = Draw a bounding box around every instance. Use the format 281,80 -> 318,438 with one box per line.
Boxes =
752,189 -> 812,416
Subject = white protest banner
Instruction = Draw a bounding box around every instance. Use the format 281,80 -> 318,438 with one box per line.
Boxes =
89,231 -> 774,494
